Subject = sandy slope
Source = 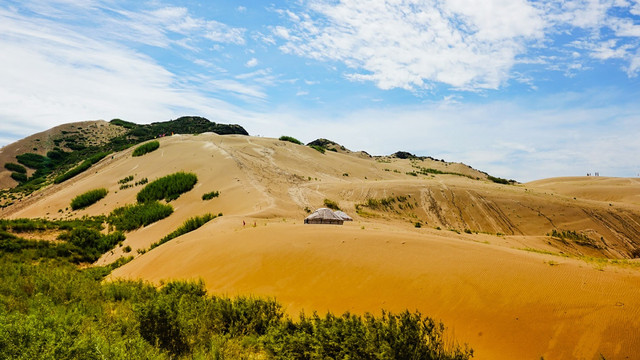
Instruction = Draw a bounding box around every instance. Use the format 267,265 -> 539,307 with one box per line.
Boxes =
111,220 -> 640,360
3,133 -> 640,359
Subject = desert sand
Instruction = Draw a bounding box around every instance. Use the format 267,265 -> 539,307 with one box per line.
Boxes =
3,133 -> 640,359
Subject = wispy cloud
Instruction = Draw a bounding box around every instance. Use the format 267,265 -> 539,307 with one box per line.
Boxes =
0,5 -> 252,138
275,0 -> 640,90
275,0 -> 545,91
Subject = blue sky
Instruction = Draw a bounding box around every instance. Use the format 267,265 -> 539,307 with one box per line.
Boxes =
1,0 -> 639,181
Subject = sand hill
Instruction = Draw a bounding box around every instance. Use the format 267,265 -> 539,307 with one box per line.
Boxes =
1,132 -> 640,359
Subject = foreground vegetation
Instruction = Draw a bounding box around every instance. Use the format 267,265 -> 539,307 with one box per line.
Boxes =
0,217 -> 123,263
0,252 -> 472,360
0,214 -> 473,359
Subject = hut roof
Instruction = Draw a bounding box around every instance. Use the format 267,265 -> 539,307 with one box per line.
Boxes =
305,208 -> 344,222
334,210 -> 353,221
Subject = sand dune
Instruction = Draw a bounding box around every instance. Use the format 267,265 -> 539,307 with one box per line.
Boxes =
3,133 -> 640,359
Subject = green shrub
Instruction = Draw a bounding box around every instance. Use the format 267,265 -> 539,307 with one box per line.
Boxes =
132,141 -> 160,157
54,152 -> 109,184
10,172 -> 28,183
70,188 -> 108,210
150,213 -> 217,250
487,175 -> 512,185
279,136 -> 303,145
310,145 -> 325,154
202,191 -> 219,200
262,310 -> 472,360
323,198 -> 341,210
136,172 -> 197,203
4,162 -> 26,173
16,153 -> 50,169
119,175 -> 134,184
108,201 -> 174,232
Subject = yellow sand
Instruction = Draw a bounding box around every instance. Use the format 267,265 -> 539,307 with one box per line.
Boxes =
2,133 -> 640,359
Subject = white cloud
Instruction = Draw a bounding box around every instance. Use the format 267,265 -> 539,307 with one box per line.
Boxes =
246,57 -> 259,67
0,6 -> 253,143
276,0 -> 640,91
275,0 -> 545,91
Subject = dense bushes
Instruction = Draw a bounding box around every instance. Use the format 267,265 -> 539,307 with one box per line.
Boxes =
487,175 -> 514,185
263,311 -> 472,360
16,153 -> 50,169
108,201 -> 174,231
202,191 -> 219,200
10,172 -> 27,183
279,135 -> 303,145
54,152 -> 110,184
0,238 -> 473,360
70,188 -> 108,210
132,140 -> 160,157
137,172 -> 197,203
150,213 -> 217,250
1,218 -> 122,263
4,162 -> 26,173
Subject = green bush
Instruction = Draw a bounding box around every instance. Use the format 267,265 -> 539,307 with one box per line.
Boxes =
133,141 -> 160,157
119,175 -> 134,184
323,198 -> 341,210
4,162 -> 26,173
137,172 -> 197,203
70,188 -> 108,210
202,191 -> 219,200
279,136 -> 303,145
10,172 -> 28,183
16,153 -> 50,169
108,201 -> 174,232
487,175 -> 513,185
310,145 -> 326,154
54,152 -> 110,184
0,245 -> 472,360
151,213 -> 217,250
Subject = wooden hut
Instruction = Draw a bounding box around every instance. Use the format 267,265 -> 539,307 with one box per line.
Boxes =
304,208 -> 344,225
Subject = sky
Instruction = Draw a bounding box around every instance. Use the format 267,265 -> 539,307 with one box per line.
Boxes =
1,0 -> 639,182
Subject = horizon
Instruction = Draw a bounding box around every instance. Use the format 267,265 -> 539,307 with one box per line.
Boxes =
1,0 -> 639,182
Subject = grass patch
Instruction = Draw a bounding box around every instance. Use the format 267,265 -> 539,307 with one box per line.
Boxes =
137,172 -> 197,203
132,140 -> 160,157
108,201 -> 173,232
150,213 -> 218,250
279,135 -> 303,145
70,188 -> 108,210
202,191 -> 220,200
